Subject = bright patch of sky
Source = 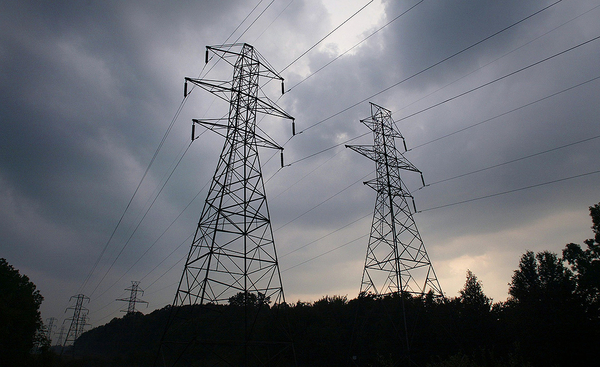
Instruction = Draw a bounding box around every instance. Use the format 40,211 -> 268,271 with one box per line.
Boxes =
319,0 -> 386,55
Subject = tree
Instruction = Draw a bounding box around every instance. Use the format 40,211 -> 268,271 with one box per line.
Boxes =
506,250 -> 583,366
450,271 -> 495,357
227,291 -> 271,308
0,258 -> 45,365
508,250 -> 574,303
459,270 -> 491,311
563,202 -> 600,317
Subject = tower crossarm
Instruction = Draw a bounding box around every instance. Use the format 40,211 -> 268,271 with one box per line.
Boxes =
363,179 -> 413,197
346,145 -> 423,176
345,144 -> 377,160
193,118 -> 283,151
185,77 -> 294,121
382,154 -> 421,173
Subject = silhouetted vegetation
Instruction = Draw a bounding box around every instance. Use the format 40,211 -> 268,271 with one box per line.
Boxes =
38,203 -> 600,365
0,258 -> 50,366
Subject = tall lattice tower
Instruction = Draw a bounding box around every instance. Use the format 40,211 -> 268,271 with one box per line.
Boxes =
117,281 -> 148,315
347,103 -> 442,297
62,294 -> 90,350
156,43 -> 295,367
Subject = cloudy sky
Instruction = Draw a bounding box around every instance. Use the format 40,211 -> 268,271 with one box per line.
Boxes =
2,0 -> 599,332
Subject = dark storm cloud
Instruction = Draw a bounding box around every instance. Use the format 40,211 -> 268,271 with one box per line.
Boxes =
380,0 -> 555,89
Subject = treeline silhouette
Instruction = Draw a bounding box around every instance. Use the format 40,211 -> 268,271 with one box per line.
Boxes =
68,203 -> 599,366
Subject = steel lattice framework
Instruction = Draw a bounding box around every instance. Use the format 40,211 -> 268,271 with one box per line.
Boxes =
45,317 -> 57,345
347,103 -> 442,297
55,324 -> 66,347
116,281 -> 148,314
62,294 -> 90,348
157,43 -> 294,367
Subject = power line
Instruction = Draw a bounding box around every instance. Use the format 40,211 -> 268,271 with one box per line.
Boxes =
280,0 -> 374,73
394,1 -> 600,117
143,245 -> 188,291
420,133 -> 600,188
286,0 -> 424,92
89,142 -> 194,298
287,132 -> 370,166
280,211 -> 372,258
281,169 -> 600,273
419,169 -> 600,213
410,75 -> 600,150
176,0 -> 274,109
87,114 -> 221,302
85,126 -> 214,305
393,34 -> 600,124
232,0 -> 276,44
285,73 -> 600,167
272,134 -> 600,269
78,95 -> 190,295
295,0 -> 562,135
282,234 -> 369,272
253,0 -> 295,43
274,170 -> 374,232
140,233 -> 193,287
223,0 -> 265,44
270,145 -> 346,200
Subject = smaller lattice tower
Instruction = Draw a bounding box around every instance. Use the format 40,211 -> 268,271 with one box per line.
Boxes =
62,294 -> 90,348
347,103 -> 442,297
45,317 -> 57,344
55,323 -> 66,346
117,281 -> 148,315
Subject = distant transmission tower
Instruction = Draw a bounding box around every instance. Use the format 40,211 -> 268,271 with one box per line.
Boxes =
45,317 -> 57,344
62,294 -> 90,348
117,281 -> 148,315
55,323 -> 66,346
156,43 -> 295,367
347,103 -> 442,297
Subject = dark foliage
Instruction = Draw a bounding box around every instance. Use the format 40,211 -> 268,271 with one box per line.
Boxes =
502,250 -> 586,366
0,258 -> 47,366
563,203 -> 600,317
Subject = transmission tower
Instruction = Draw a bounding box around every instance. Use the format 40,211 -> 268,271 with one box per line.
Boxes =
347,103 -> 442,297
62,294 -> 90,348
45,317 -> 57,344
55,323 -> 66,347
117,281 -> 148,315
156,43 -> 295,367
